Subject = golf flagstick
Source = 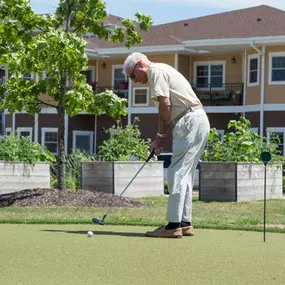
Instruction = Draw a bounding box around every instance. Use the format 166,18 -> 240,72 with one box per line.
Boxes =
92,149 -> 155,225
260,150 -> 271,242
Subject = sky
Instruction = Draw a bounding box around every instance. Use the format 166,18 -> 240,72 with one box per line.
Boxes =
29,0 -> 285,25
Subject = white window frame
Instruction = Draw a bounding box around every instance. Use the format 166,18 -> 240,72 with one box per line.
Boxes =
41,127 -> 58,155
72,130 -> 94,154
268,52 -> 285,85
193,61 -> 226,91
266,127 -> 285,155
133,87 -> 149,106
5,127 -> 11,136
247,54 -> 259,87
17,127 -> 33,142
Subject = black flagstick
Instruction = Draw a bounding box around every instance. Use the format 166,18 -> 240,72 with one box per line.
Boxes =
260,151 -> 271,242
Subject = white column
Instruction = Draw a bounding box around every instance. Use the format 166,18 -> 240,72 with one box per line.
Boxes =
12,113 -> 15,134
94,115 -> 97,153
34,113 -> 39,143
64,113 -> 68,154
260,45 -> 265,138
174,53 -> 179,70
128,78 -> 132,125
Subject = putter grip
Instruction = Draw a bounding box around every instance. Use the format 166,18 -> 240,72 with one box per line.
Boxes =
146,149 -> 155,163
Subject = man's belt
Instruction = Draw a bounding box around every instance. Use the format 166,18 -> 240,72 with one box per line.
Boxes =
170,105 -> 203,129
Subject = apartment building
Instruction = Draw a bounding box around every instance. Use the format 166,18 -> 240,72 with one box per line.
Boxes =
3,5 -> 285,156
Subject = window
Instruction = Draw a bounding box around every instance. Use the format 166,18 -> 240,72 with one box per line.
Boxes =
72,131 -> 94,154
42,128 -> 58,155
82,66 -> 96,86
133,88 -> 149,106
194,62 -> 225,89
112,66 -> 128,99
248,54 -> 259,86
266,128 -> 285,156
23,73 -> 33,81
269,52 -> 285,84
17,127 -> 33,142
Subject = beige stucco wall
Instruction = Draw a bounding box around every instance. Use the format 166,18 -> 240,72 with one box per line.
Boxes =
178,55 -> 190,81
245,48 -> 261,105
245,45 -> 285,105
264,45 -> 285,104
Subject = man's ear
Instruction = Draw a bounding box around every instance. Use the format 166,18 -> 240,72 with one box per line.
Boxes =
137,60 -> 143,66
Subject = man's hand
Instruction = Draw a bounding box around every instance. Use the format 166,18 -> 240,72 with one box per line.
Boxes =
151,135 -> 167,155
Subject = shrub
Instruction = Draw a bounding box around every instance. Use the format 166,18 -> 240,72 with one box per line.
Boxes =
0,134 -> 55,164
50,149 -> 97,189
202,117 -> 284,163
164,181 -> 169,195
97,118 -> 151,161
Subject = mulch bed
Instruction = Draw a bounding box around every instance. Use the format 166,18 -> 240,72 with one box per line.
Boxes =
0,188 -> 146,208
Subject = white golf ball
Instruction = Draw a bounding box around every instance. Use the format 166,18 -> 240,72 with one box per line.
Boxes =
87,231 -> 93,237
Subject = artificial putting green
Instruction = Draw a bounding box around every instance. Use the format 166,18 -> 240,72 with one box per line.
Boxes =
1,224 -> 285,285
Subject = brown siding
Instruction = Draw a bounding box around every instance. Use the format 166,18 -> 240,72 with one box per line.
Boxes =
245,112 -> 260,128
264,111 -> 285,128
15,114 -> 34,128
131,113 -> 173,152
96,115 -> 127,152
207,113 -> 242,131
5,114 -> 12,127
68,115 -> 95,153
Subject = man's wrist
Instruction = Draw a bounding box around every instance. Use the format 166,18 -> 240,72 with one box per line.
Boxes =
157,132 -> 167,138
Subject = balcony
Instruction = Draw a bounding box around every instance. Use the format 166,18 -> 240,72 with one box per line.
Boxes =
191,83 -> 244,106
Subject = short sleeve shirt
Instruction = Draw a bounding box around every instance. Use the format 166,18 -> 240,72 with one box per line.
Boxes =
146,63 -> 202,121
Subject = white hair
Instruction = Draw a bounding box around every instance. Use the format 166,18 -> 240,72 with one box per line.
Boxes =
123,52 -> 149,75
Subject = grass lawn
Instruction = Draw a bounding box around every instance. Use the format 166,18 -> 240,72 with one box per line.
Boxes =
0,195 -> 285,233
1,224 -> 285,285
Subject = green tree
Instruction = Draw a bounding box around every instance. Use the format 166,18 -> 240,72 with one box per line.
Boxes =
0,0 -> 152,189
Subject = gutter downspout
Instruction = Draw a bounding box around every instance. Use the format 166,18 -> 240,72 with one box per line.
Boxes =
251,42 -> 265,138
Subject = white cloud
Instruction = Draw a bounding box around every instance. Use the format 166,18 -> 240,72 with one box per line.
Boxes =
144,0 -> 285,10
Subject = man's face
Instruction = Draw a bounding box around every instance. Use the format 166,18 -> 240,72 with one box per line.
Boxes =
126,61 -> 148,84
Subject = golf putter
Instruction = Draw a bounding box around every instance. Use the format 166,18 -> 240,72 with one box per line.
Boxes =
92,149 -> 155,225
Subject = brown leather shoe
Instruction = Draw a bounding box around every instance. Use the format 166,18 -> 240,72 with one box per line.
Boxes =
146,226 -> 183,238
181,226 -> 194,236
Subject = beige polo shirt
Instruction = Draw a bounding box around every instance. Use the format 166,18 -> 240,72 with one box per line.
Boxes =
146,63 -> 202,122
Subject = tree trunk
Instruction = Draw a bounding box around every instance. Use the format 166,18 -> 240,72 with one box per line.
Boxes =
57,104 -> 66,190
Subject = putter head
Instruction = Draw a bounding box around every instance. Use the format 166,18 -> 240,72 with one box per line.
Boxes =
92,218 -> 105,225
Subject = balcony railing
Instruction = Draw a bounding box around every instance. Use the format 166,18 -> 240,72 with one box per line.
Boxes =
191,83 -> 244,106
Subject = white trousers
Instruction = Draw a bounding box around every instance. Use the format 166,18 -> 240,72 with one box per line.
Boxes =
166,109 -> 210,223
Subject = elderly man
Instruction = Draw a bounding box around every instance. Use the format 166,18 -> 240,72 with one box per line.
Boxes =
123,52 -> 210,238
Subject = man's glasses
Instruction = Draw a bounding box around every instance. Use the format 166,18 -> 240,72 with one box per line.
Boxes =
129,63 -> 137,81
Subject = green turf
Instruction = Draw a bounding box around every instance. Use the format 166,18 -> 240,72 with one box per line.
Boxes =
1,196 -> 285,233
1,224 -> 285,285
